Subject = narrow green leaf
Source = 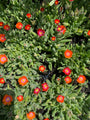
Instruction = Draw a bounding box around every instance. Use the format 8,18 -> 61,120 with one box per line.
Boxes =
49,0 -> 56,6
60,39 -> 72,43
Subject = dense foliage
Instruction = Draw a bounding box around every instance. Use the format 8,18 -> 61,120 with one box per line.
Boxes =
0,0 -> 90,120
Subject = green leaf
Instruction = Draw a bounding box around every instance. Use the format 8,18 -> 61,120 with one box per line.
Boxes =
15,69 -> 22,75
60,39 -> 72,43
63,22 -> 70,26
48,63 -> 52,71
75,106 -> 81,114
52,109 -> 57,117
49,0 -> 56,6
51,74 -> 56,81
